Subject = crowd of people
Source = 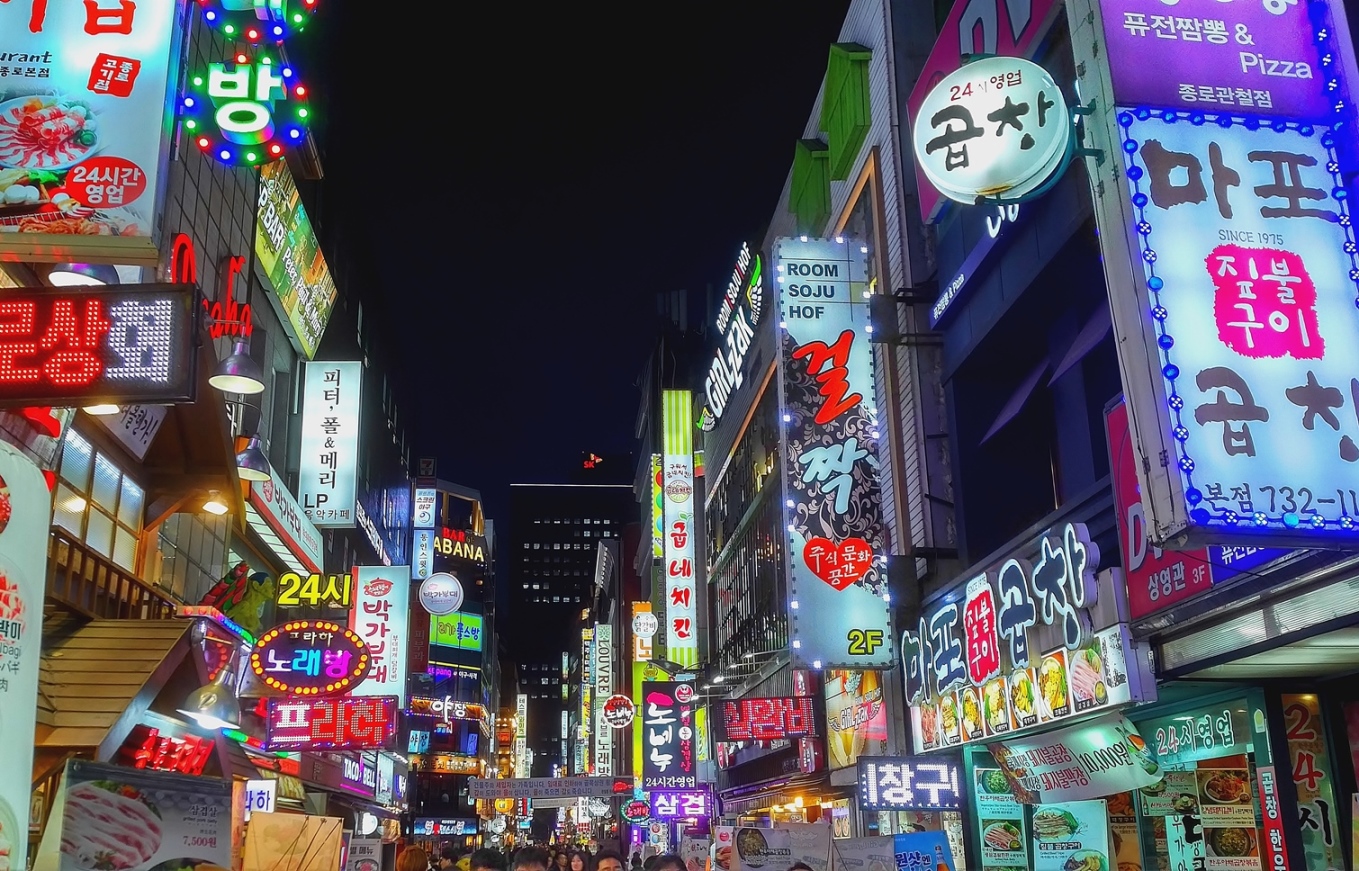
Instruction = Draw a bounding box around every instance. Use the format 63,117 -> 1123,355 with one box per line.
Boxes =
396,844 -> 695,871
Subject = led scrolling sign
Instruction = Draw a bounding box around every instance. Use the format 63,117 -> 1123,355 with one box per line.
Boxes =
0,284 -> 196,407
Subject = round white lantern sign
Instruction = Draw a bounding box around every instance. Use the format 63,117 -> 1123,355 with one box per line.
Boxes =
419,572 -> 465,615
912,56 -> 1072,205
632,612 -> 659,638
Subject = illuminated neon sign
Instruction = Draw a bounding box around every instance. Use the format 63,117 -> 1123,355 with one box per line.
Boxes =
250,620 -> 369,696
265,696 -> 398,751
0,284 -> 196,407
181,49 -> 310,166
195,0 -> 319,43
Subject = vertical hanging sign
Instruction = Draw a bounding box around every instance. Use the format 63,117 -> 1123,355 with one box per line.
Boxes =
775,237 -> 893,668
349,566 -> 410,705
299,361 -> 362,528
593,623 -> 614,777
662,389 -> 698,668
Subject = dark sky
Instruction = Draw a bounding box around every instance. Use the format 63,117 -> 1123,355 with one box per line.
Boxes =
320,3 -> 853,526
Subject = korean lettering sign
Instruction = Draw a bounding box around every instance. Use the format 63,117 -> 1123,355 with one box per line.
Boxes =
180,47 -> 310,167
641,680 -> 697,789
911,56 -> 1073,206
702,243 -> 765,428
299,361 -> 361,528
1281,694 -> 1342,866
249,454 -> 325,574
249,619 -> 371,696
594,623 -> 614,777
266,696 -> 399,752
1098,0 -> 1331,119
902,523 -> 1146,752
857,756 -> 964,811
0,285 -> 196,407
716,697 -> 820,742
650,788 -> 710,820
255,160 -> 337,359
349,566 -> 410,705
1117,113 -> 1359,542
0,0 -> 179,264
775,237 -> 893,668
276,571 -> 351,610
662,388 -> 699,668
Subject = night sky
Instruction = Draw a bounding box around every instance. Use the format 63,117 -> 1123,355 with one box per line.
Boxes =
320,3 -> 852,525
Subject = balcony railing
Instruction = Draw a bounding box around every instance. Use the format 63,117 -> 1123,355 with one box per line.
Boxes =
47,529 -> 177,621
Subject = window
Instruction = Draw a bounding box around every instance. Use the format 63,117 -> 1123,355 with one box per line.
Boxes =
54,430 -> 143,571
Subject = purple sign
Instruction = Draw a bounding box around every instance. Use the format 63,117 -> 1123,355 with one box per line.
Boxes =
1209,545 -> 1292,585
1100,0 -> 1331,120
650,788 -> 711,820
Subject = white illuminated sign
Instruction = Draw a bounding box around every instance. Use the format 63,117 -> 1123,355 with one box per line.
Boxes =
912,56 -> 1072,205
413,529 -> 434,580
244,779 -> 277,820
593,624 -> 614,776
703,244 -> 765,427
413,488 -> 437,529
858,757 -> 963,810
299,361 -> 362,528
662,390 -> 698,667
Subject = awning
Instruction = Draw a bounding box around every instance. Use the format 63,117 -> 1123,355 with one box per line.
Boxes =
35,620 -> 191,765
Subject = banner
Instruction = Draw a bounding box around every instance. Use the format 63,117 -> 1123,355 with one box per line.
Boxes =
831,837 -> 894,871
989,714 -> 1163,803
735,824 -> 831,871
661,389 -> 698,667
681,837 -> 712,871
299,361 -> 362,528
349,566 -> 410,705
256,160 -> 338,358
0,443 -> 48,871
641,679 -> 697,788
825,670 -> 888,769
43,760 -> 233,871
892,832 -> 956,871
1032,801 -> 1108,871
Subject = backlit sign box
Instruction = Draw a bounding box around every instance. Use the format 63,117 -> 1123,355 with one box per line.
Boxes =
0,284 -> 197,407
650,788 -> 711,820
857,756 -> 964,811
299,360 -> 361,528
266,696 -> 399,751
716,697 -> 820,742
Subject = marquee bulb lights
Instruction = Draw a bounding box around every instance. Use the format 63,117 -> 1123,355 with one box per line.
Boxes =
196,0 -> 319,43
180,50 -> 310,167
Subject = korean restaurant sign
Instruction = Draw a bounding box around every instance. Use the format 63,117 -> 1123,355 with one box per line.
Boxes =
250,619 -> 371,696
1112,114 -> 1359,545
0,0 -> 180,265
662,389 -> 698,668
349,566 -> 410,705
0,443 -> 51,871
902,522 -> 1154,753
641,679 -> 697,789
593,623 -> 614,777
857,756 -> 964,810
906,0 -> 1064,221
256,159 -> 336,359
0,284 -> 196,407
911,56 -> 1073,207
989,713 -> 1164,803
299,361 -> 361,527
248,455 -> 325,574
701,243 -> 765,429
1098,0 -> 1331,120
716,697 -> 819,742
774,236 -> 892,668
266,696 -> 399,752
1107,399 -> 1287,621
650,788 -> 711,820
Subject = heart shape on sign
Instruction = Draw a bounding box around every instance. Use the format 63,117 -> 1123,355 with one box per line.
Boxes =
802,536 -> 874,590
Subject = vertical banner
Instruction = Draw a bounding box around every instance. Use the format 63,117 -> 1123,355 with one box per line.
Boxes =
1281,695 -> 1340,867
0,443 -> 50,871
662,389 -> 698,667
652,453 -> 665,559
775,236 -> 892,668
893,832 -> 956,871
594,623 -> 615,776
412,529 -> 434,581
349,566 -> 410,705
641,679 -> 697,789
299,361 -> 362,528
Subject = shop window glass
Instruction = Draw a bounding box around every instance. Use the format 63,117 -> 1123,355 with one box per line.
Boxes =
54,431 -> 143,571
146,512 -> 229,602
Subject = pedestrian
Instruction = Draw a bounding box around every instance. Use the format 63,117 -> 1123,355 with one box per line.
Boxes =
399,848 -> 432,871
512,847 -> 551,871
555,853 -> 570,871
788,864 -> 816,871
593,851 -> 625,871
569,852 -> 589,871
649,855 -> 685,871
471,849 -> 508,871
630,854 -> 642,871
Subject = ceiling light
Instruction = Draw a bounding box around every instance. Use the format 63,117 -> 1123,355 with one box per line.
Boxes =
82,404 -> 121,416
235,436 -> 271,482
48,263 -> 119,287
203,491 -> 229,516
209,341 -> 266,394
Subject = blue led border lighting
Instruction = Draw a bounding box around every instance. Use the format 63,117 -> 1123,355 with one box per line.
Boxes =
1116,94 -> 1359,533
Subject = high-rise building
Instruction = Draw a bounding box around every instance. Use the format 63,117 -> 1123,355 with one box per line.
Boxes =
509,478 -> 635,775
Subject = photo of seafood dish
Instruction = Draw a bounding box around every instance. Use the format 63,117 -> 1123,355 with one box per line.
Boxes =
938,693 -> 960,741
1208,827 -> 1255,857
983,677 -> 1009,733
1010,669 -> 1037,726
1039,654 -> 1069,718
1069,646 -> 1106,709
1200,770 -> 1252,803
960,687 -> 983,738
1032,807 -> 1080,841
919,704 -> 939,747
0,96 -> 99,170
61,780 -> 163,870
1061,850 -> 1107,871
982,821 -> 1022,852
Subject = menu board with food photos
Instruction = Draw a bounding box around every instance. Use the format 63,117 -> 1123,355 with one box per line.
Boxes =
974,768 -> 1028,869
1031,800 -> 1110,871
1106,792 -> 1142,871
1138,757 -> 1263,870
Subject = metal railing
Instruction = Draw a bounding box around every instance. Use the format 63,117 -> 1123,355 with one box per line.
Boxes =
47,529 -> 177,621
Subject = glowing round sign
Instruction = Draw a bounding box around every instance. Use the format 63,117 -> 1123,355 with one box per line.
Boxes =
420,572 -> 465,616
602,694 -> 636,729
180,49 -> 311,167
632,612 -> 658,638
622,800 -> 650,823
250,619 -> 369,696
196,0 -> 319,43
912,56 -> 1072,206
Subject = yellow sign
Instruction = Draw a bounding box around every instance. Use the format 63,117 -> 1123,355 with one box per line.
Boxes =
275,571 -> 351,608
